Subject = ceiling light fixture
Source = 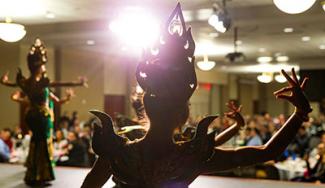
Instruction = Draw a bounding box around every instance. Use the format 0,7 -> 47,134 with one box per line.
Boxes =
257,56 -> 273,64
257,72 -> 273,83
320,44 -> 325,50
322,1 -> 325,11
283,27 -> 294,33
226,27 -> 245,63
273,0 -> 316,14
196,55 -> 216,71
275,74 -> 287,83
276,55 -> 289,62
0,17 -> 26,43
301,36 -> 311,42
86,40 -> 95,45
208,0 -> 231,33
235,40 -> 242,45
45,11 -> 55,19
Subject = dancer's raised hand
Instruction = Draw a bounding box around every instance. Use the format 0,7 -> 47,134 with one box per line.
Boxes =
273,68 -> 312,121
224,101 -> 244,127
0,71 -> 9,84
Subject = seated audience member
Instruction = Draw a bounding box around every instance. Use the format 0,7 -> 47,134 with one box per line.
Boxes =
0,134 -> 10,162
58,119 -> 69,138
69,111 -> 80,130
10,132 -> 30,164
57,131 -> 88,167
259,123 -> 272,144
246,127 -> 263,146
53,129 -> 68,163
79,125 -> 95,167
291,126 -> 310,158
293,143 -> 325,183
0,128 -> 13,151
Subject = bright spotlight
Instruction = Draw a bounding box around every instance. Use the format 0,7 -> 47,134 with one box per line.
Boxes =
109,7 -> 160,48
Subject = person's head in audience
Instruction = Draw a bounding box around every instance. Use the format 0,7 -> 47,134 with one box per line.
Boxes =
0,128 -> 13,151
0,129 -> 10,162
72,111 -> 78,118
317,143 -> 325,156
278,114 -> 286,125
60,119 -> 69,130
247,119 -> 257,129
263,112 -> 272,122
0,128 -> 12,142
55,129 -> 64,142
14,126 -> 23,139
297,126 -> 307,137
67,131 -> 78,142
74,125 -> 81,135
246,127 -> 260,138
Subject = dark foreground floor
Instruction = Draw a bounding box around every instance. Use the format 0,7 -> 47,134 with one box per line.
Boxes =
0,164 -> 322,188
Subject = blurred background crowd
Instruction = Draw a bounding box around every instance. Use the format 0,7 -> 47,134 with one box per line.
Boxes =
1,109 -> 325,183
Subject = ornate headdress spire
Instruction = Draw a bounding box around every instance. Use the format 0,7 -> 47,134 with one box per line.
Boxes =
27,38 -> 47,73
136,3 -> 197,103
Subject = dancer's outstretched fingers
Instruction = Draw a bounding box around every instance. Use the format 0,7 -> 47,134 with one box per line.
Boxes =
276,94 -> 293,102
281,69 -> 296,86
291,68 -> 299,84
274,86 -> 293,95
300,77 -> 309,90
237,105 -> 242,112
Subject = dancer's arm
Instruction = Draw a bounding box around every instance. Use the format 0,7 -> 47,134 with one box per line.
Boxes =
50,89 -> 75,105
81,157 -> 112,188
203,69 -> 312,173
214,102 -> 244,147
50,77 -> 88,87
11,91 -> 28,104
1,71 -> 17,87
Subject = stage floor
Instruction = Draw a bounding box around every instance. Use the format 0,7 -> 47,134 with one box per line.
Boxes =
0,164 -> 322,188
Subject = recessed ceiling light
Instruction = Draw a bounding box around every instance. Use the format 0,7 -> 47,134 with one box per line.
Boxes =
284,27 -> 294,33
209,32 -> 219,38
301,36 -> 311,42
259,48 -> 266,52
320,44 -> 325,50
235,40 -> 243,45
86,40 -> 95,45
45,11 -> 55,19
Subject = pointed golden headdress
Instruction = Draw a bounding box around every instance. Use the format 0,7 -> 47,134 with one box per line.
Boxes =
136,3 -> 197,103
27,38 -> 47,73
